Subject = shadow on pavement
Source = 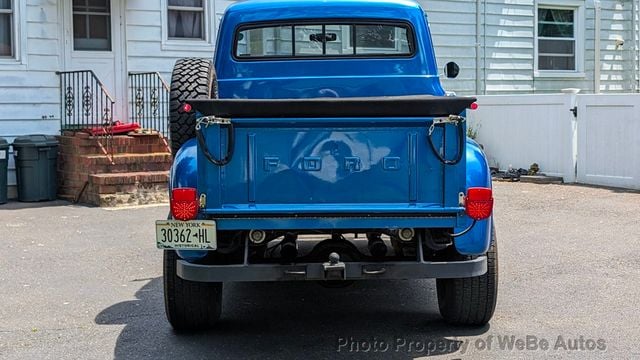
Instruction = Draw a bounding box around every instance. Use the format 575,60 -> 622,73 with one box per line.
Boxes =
96,277 -> 489,359
0,199 -> 78,210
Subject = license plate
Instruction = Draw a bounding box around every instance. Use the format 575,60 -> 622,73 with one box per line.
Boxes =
155,220 -> 217,250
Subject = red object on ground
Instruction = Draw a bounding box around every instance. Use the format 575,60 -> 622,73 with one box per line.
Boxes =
87,121 -> 141,136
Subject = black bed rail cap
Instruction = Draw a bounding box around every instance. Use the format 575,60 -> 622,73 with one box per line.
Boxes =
187,95 -> 477,119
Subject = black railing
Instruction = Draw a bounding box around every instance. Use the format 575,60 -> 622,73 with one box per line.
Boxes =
128,72 -> 170,139
57,70 -> 115,156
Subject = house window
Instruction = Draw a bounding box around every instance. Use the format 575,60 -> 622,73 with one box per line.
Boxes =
537,7 -> 577,71
0,0 -> 13,57
72,0 -> 112,51
168,0 -> 206,40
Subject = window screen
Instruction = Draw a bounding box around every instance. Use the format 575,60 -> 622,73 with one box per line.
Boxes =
537,8 -> 576,71
73,0 -> 112,51
168,0 -> 205,40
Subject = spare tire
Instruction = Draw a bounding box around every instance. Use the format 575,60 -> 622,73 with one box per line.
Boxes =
169,58 -> 217,155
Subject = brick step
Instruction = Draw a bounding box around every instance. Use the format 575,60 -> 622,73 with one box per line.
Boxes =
58,152 -> 172,174
57,134 -> 171,155
83,152 -> 172,165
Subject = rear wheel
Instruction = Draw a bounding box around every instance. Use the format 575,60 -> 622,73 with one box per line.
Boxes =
169,58 -> 217,155
436,226 -> 498,326
163,250 -> 222,331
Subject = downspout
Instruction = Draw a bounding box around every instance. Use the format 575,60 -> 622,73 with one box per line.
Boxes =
475,0 -> 482,94
594,0 -> 602,94
631,0 -> 640,92
483,1 -> 487,94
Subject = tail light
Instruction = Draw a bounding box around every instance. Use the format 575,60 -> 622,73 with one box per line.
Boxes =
171,187 -> 199,221
465,187 -> 493,220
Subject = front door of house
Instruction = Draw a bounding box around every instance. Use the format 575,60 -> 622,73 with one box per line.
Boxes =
62,0 -> 126,120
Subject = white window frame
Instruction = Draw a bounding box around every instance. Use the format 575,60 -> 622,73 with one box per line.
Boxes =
534,0 -> 585,78
0,0 -> 26,67
161,0 -> 214,51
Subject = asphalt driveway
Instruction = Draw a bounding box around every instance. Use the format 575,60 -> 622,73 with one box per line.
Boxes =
1,182 -> 639,359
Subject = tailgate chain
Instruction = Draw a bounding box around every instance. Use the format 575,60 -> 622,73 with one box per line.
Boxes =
427,115 -> 466,165
196,116 -> 235,166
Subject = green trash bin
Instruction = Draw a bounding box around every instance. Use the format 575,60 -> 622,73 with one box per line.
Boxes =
12,135 -> 59,202
0,137 -> 8,204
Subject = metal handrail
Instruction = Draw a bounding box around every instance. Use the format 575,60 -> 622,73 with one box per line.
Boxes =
57,70 -> 116,158
128,72 -> 171,140
129,72 -> 170,91
56,70 -> 116,104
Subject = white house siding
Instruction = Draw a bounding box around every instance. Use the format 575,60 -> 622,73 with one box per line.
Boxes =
125,1 -> 220,84
0,1 -> 61,194
637,0 -> 640,91
587,0 -> 636,93
129,0 -> 640,96
422,0 -> 480,95
422,0 -> 640,95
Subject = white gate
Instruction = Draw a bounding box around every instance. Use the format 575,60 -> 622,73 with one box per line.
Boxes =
468,94 -> 576,181
576,95 -> 640,189
470,93 -> 640,190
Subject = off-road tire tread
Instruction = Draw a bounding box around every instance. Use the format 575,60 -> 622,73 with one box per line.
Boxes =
169,58 -> 217,155
436,225 -> 498,326
164,250 -> 222,331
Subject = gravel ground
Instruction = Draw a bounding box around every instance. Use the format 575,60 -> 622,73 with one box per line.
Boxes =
0,182 -> 639,359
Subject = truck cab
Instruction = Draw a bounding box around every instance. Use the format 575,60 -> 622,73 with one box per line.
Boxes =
158,0 -> 497,332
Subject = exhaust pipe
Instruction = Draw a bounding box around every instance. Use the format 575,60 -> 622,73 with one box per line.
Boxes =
367,233 -> 388,257
248,229 -> 267,245
395,228 -> 415,242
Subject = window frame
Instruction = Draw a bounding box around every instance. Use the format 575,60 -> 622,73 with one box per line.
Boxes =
0,0 -> 25,66
162,0 -> 214,50
0,0 -> 13,58
71,0 -> 113,52
534,1 -> 585,77
232,19 -> 417,61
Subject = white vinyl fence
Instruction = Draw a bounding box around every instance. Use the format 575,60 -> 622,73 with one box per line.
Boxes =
467,93 -> 640,190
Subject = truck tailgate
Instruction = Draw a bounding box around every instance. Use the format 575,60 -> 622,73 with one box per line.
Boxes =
191,96 -> 474,214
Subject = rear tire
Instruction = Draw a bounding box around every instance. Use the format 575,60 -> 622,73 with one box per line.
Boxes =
436,225 -> 498,326
163,250 -> 222,332
169,58 -> 217,155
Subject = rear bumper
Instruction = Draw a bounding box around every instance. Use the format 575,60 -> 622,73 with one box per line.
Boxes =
176,256 -> 487,282
205,211 -> 464,231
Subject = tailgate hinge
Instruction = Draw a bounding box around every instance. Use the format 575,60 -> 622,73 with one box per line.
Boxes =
196,116 -> 231,130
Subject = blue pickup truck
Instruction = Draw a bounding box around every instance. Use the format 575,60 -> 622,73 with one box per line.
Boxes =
156,0 -> 497,331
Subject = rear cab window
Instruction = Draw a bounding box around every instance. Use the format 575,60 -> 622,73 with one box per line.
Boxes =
235,21 -> 415,59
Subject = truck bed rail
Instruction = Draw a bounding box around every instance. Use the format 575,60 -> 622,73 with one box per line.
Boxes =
188,95 -> 476,118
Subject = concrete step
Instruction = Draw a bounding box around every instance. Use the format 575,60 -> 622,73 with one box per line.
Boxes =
89,170 -> 169,186
85,171 -> 170,207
